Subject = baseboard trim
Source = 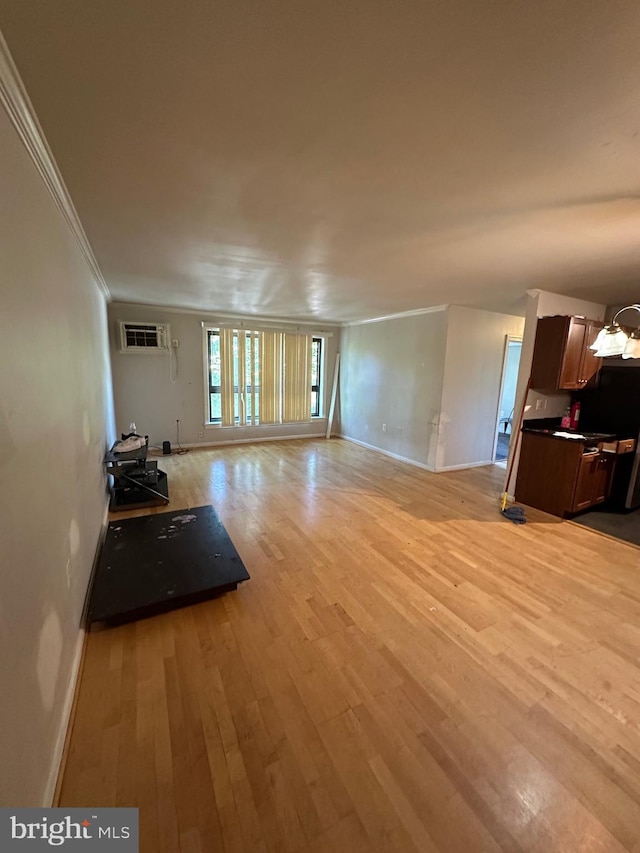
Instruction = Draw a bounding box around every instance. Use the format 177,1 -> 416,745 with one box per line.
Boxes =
338,436 -> 497,474
434,460 -> 494,472
178,433 -> 326,449
338,434 -> 435,472
48,502 -> 110,806
46,631 -> 86,807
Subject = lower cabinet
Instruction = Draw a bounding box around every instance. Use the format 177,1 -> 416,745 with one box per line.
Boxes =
515,432 -> 616,517
571,451 -> 615,512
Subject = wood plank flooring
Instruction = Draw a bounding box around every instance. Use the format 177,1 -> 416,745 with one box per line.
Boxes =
59,438 -> 640,852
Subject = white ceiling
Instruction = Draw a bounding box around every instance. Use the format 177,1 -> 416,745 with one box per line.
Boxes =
1,1 -> 639,322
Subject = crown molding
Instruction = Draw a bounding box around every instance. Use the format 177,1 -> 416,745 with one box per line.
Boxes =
111,299 -> 449,330
0,32 -> 110,300
109,299 -> 341,331
344,304 -> 448,326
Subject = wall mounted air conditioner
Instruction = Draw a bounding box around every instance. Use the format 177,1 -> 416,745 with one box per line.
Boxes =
119,321 -> 169,353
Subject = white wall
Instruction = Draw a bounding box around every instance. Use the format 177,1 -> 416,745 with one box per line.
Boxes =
108,303 -> 340,448
339,306 -> 526,472
0,106 -> 114,804
339,310 -> 448,469
437,307 -> 525,470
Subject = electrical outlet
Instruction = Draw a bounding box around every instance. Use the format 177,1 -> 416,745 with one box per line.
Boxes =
382,423 -> 387,432
198,430 -> 204,438
535,399 -> 544,411
172,338 -> 179,349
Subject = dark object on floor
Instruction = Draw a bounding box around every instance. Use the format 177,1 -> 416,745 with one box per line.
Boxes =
104,437 -> 170,511
502,505 -> 527,525
89,504 -> 250,626
496,432 -> 510,461
163,440 -> 172,455
109,468 -> 169,511
573,505 -> 640,548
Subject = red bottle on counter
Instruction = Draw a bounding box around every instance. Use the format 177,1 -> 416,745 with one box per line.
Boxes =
569,401 -> 581,430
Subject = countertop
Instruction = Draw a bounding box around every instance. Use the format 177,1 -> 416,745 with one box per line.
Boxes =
521,425 -> 617,446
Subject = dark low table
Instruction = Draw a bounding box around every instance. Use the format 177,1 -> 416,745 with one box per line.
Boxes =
89,505 -> 250,625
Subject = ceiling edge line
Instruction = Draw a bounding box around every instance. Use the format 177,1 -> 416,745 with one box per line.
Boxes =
0,30 -> 110,301
345,305 -> 449,326
108,299 -> 342,329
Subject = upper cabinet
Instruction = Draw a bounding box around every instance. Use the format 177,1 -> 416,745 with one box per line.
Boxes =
530,316 -> 604,391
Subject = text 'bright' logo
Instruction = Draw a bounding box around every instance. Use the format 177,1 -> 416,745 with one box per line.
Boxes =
11,815 -> 94,845
1,808 -> 138,849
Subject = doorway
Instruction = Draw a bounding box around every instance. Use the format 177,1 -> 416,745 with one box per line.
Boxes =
493,336 -> 522,465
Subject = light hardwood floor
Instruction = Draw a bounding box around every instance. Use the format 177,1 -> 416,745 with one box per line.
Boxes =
60,438 -> 640,852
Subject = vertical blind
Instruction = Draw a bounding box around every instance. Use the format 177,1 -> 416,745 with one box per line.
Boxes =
219,327 -> 236,427
212,328 -> 314,425
283,333 -> 312,423
259,331 -> 283,424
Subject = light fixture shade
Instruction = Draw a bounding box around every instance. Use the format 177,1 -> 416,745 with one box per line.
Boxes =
591,327 -> 628,357
622,334 -> 640,359
589,326 -> 610,351
590,306 -> 640,357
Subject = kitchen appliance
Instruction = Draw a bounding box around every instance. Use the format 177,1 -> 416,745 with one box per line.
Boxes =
578,364 -> 640,509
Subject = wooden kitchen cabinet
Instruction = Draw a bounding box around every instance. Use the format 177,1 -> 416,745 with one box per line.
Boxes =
571,450 -> 615,511
572,452 -> 599,512
592,452 -> 616,504
515,431 -> 616,517
530,315 -> 603,391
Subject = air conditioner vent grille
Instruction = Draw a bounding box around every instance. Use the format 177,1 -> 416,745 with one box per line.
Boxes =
119,321 -> 168,352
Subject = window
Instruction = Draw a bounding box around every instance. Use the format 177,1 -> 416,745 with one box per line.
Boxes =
311,337 -> 322,418
206,329 -> 323,425
207,330 -> 260,424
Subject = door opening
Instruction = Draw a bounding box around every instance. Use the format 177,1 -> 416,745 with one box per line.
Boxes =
493,336 -> 522,466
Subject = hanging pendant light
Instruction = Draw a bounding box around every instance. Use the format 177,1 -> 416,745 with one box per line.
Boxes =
590,304 -> 640,358
622,329 -> 640,359
590,323 -> 628,356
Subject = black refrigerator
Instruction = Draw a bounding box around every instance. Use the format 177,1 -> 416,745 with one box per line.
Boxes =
579,364 -> 640,510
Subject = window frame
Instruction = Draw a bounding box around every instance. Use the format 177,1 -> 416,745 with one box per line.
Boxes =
205,329 -> 261,425
206,328 -> 222,424
310,336 -> 323,419
203,326 -> 327,427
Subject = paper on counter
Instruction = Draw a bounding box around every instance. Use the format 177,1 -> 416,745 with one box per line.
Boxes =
552,431 -> 585,440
